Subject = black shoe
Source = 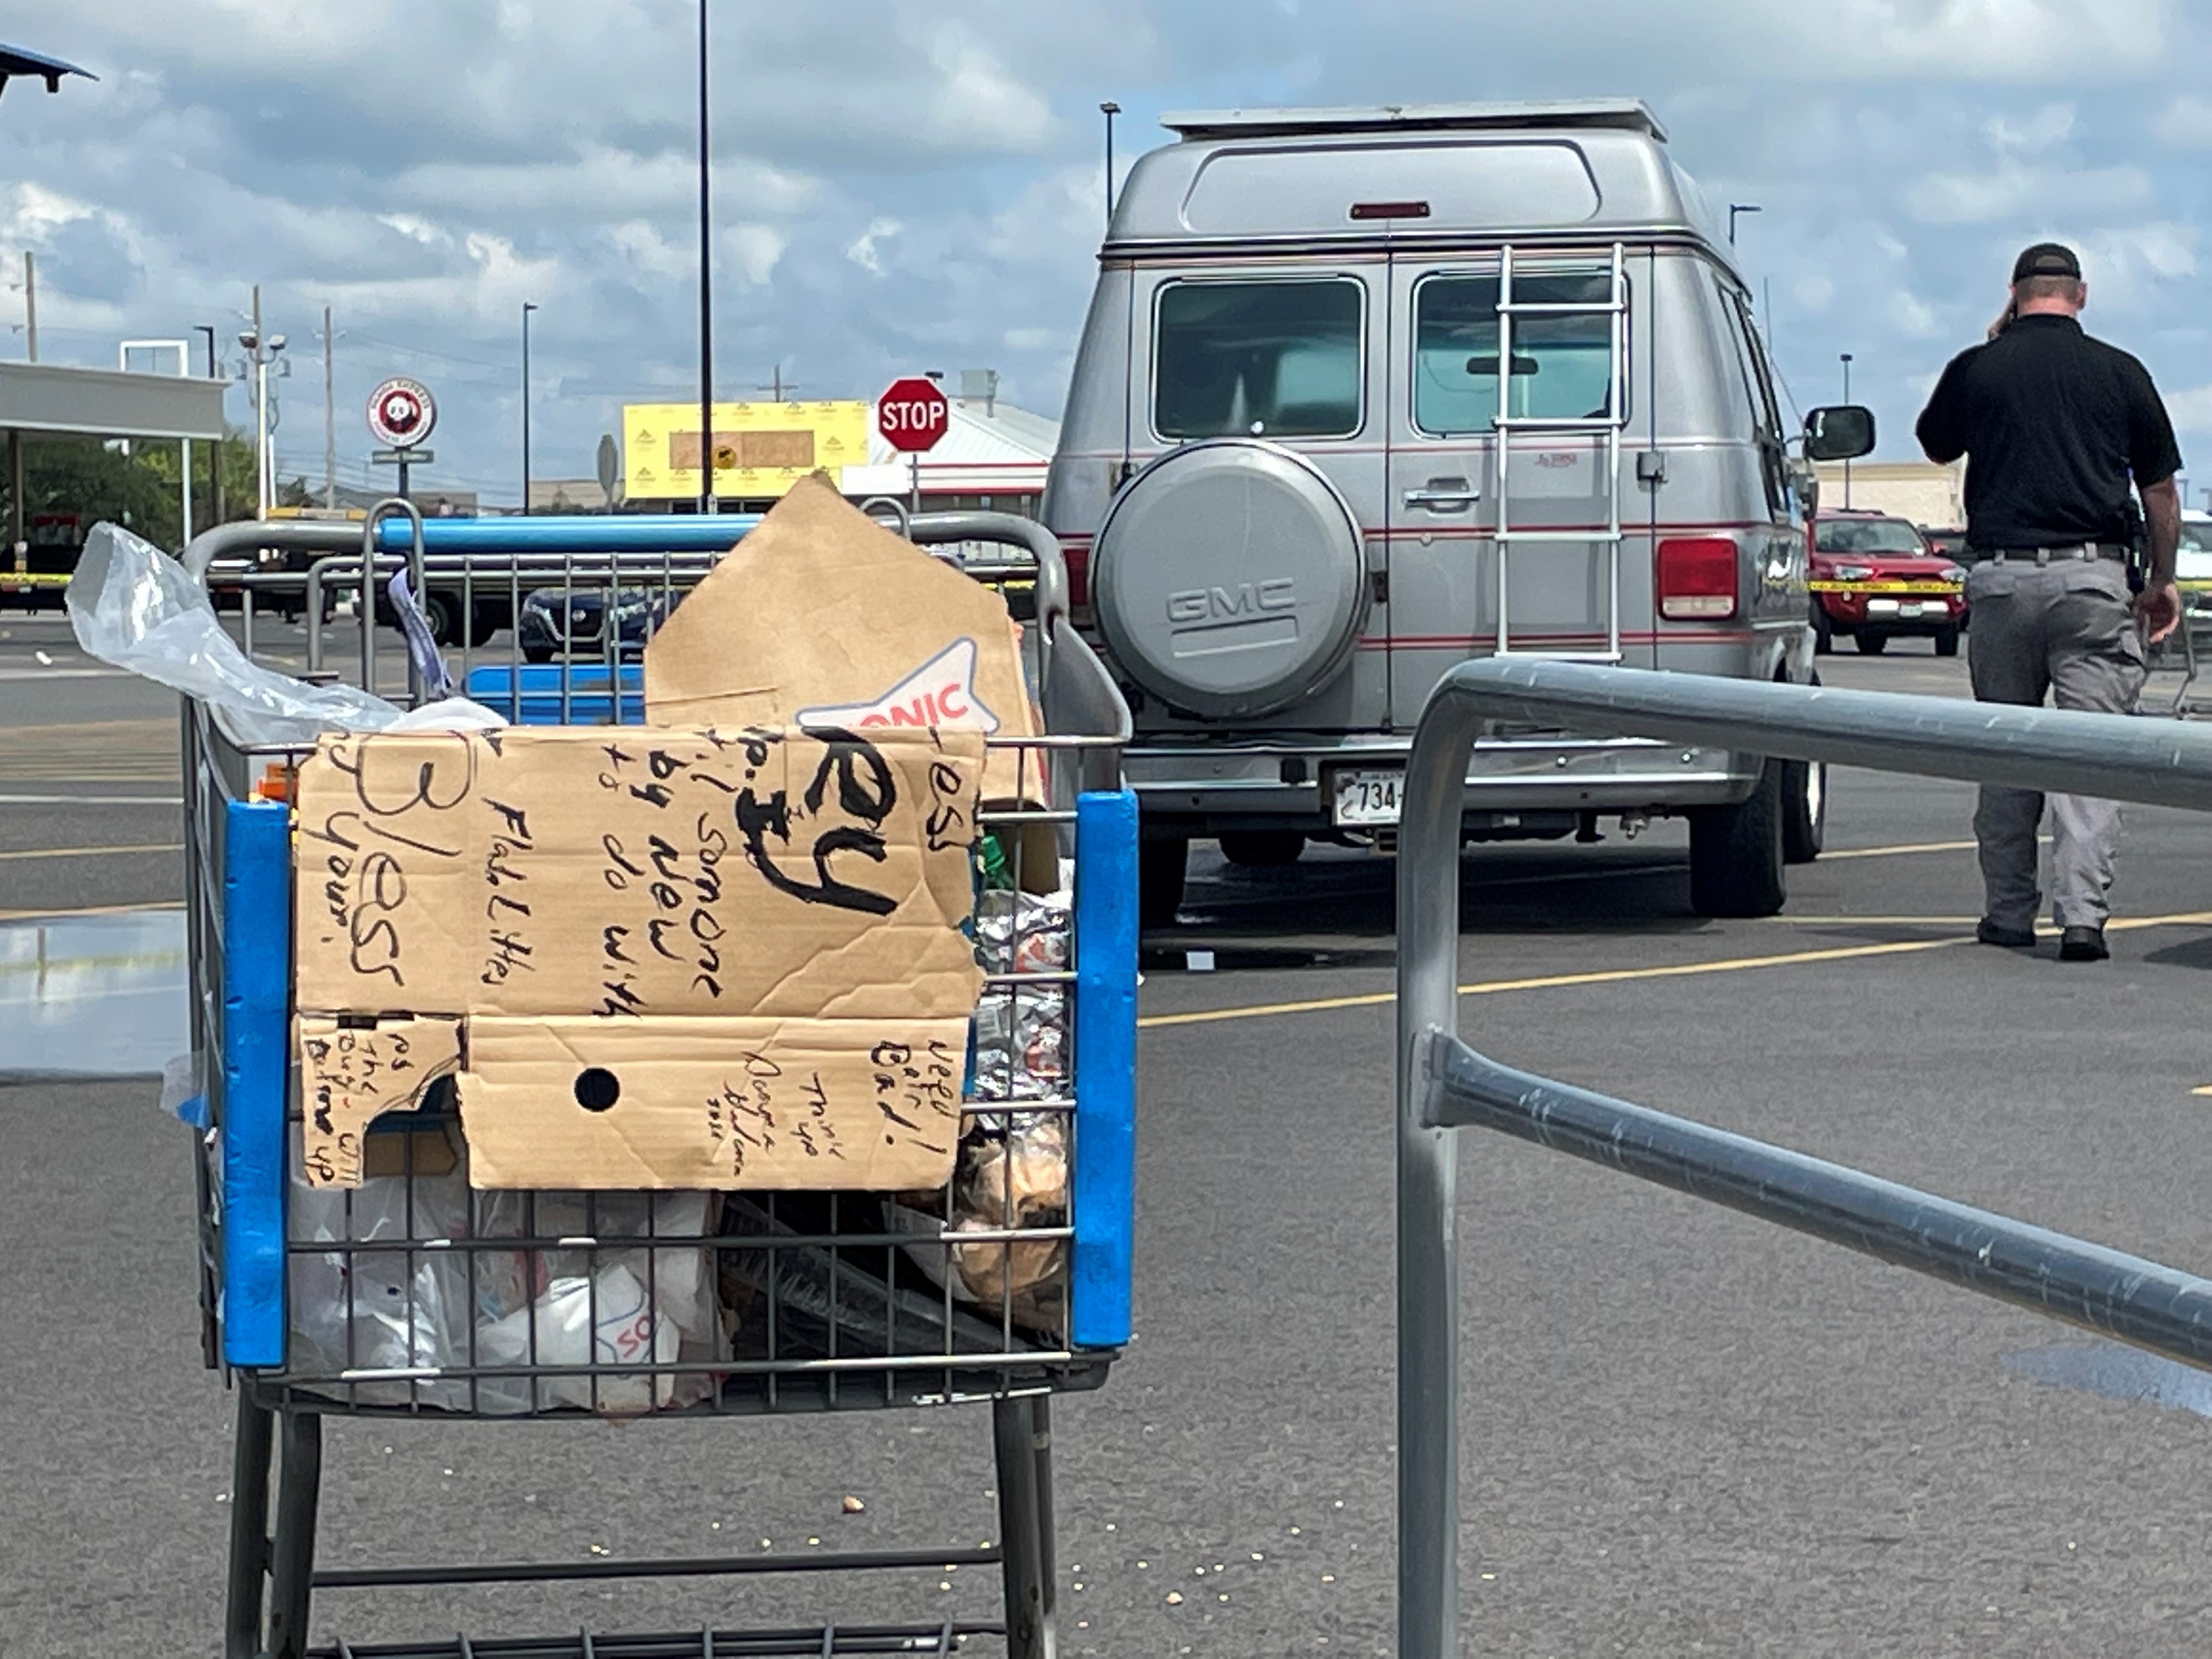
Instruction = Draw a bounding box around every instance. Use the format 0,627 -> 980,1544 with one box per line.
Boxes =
2059,925 -> 2109,962
1976,919 -> 2036,949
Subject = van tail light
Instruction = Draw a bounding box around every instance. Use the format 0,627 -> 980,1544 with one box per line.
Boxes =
1657,536 -> 1740,620
1065,543 -> 1090,609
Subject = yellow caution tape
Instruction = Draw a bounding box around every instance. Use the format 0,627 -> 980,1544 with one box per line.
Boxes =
0,573 -> 72,588
1808,579 -> 1961,595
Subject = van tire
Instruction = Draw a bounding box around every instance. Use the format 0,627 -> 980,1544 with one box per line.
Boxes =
1810,604 -> 1833,654
1139,836 -> 1189,929
1689,761 -> 1788,918
1782,759 -> 1826,865
1854,631 -> 1888,656
1218,831 -> 1305,868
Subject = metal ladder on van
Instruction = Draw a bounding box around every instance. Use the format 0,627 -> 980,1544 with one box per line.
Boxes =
1493,242 -> 1629,660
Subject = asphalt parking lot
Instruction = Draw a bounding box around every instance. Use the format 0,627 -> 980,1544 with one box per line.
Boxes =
5,610 -> 2212,1657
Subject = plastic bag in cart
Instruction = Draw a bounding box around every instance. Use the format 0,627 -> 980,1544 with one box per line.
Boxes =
65,523 -> 504,747
287,1126 -> 724,1414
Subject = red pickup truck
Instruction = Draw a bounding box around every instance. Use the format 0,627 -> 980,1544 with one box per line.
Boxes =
1809,511 -> 1968,656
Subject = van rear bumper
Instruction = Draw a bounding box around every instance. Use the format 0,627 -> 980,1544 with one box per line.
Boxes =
1127,735 -> 1759,835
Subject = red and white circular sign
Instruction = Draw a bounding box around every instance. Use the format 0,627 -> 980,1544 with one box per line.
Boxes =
368,376 -> 437,448
877,376 -> 950,454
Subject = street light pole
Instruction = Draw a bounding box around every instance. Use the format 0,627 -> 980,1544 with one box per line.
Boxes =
1840,352 -> 1855,509
1728,202 -> 1761,245
193,323 -> 224,532
1100,101 -> 1121,230
239,286 -> 289,521
697,0 -> 715,516
521,301 -> 538,516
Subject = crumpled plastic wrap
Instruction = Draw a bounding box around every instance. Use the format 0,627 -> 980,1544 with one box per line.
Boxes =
65,522 -> 502,746
286,1126 -> 724,1415
970,887 -> 1072,1107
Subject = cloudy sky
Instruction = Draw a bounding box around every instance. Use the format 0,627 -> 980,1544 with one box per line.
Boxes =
7,0 -> 2212,507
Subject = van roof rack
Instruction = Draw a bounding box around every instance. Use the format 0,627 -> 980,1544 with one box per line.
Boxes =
1160,100 -> 1667,144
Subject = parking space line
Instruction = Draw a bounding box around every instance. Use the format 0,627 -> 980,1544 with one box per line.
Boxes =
1822,839 -> 1977,860
1139,910 -> 2212,1031
0,843 -> 182,862
0,794 -> 184,806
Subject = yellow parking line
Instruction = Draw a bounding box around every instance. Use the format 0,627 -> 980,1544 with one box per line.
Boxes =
1822,839 -> 1977,860
0,842 -> 182,862
1139,910 -> 2212,1031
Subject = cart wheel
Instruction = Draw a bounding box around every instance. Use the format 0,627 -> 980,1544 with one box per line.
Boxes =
1933,626 -> 1961,658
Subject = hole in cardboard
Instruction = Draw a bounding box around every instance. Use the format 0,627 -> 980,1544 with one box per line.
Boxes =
574,1067 -> 621,1112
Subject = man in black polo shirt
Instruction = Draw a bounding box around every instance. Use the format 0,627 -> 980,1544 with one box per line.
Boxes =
1916,242 -> 2182,963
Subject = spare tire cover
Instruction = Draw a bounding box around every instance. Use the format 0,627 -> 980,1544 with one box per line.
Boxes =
1091,438 -> 1366,720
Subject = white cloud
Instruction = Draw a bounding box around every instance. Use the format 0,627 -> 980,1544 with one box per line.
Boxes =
1799,0 -> 2166,80
844,218 -> 903,275
1905,161 -> 2150,225
2072,221 -> 2199,313
2155,95 -> 2212,148
724,224 -> 787,289
1985,101 -> 2074,153
2162,384 -> 2212,438
1889,289 -> 1940,337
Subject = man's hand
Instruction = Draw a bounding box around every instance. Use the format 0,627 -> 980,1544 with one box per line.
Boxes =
2136,579 -> 2181,644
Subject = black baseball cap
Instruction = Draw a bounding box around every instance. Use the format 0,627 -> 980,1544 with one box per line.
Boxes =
2012,241 -> 2082,282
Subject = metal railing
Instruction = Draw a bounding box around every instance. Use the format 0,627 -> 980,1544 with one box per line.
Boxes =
1395,658 -> 2212,1659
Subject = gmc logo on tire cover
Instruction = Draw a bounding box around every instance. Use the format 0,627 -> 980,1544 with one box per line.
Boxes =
1167,579 -> 1296,623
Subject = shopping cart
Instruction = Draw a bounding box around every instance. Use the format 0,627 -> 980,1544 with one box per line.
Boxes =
176,504 -> 1138,1659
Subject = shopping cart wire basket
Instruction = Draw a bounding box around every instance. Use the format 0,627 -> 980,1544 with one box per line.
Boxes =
176,505 -> 1137,1659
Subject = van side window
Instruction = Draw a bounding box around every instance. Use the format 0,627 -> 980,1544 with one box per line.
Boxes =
1720,287 -> 1791,516
1153,279 -> 1364,440
1412,270 -> 1623,437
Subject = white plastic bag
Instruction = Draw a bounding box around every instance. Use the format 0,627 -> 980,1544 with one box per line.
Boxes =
65,522 -> 504,746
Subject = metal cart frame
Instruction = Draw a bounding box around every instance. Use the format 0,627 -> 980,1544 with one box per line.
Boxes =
173,507 -> 1137,1659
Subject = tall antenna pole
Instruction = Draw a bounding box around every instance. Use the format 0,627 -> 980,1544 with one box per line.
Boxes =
22,251 -> 35,362
697,0 -> 715,515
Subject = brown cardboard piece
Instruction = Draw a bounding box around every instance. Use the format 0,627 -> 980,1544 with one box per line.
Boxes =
294,722 -> 986,1191
641,473 -> 1057,873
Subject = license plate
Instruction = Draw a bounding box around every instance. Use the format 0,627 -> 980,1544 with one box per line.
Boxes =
1333,769 -> 1404,826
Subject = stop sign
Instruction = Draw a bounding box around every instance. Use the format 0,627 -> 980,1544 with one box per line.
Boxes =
877,376 -> 950,454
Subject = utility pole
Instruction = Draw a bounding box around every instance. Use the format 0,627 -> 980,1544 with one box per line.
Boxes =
322,304 -> 336,510
758,365 -> 799,402
1101,102 -> 1121,229
22,250 -> 35,361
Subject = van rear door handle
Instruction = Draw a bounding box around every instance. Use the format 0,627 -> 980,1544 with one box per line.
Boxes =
1404,479 -> 1480,512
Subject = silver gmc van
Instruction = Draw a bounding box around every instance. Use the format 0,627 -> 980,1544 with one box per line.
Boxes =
1040,100 -> 1874,924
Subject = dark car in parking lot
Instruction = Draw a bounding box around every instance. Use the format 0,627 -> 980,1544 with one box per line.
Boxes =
1809,511 -> 1968,656
517,585 -> 686,662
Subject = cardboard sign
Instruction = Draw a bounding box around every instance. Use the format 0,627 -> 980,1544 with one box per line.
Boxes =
297,1015 -> 462,1187
641,473 -> 1043,810
293,723 -> 986,1191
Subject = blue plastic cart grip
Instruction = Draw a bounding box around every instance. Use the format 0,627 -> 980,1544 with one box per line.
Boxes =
221,800 -> 291,1368
1071,788 -> 1138,1348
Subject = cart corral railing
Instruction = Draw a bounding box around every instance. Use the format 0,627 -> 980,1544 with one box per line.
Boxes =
1395,659 -> 2212,1659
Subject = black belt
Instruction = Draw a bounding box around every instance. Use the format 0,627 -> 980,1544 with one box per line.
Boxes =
1976,544 -> 2129,564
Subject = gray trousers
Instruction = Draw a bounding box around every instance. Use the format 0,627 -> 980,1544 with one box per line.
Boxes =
1963,558 -> 2147,931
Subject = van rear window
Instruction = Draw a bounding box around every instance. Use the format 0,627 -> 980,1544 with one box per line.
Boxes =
1153,279 -> 1363,441
1413,271 -> 1620,436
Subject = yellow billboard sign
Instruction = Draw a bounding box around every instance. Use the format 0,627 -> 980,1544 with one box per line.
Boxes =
623,400 -> 873,501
